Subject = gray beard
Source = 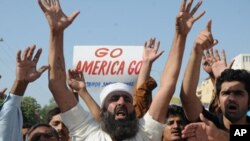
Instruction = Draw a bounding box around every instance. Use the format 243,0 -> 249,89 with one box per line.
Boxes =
100,111 -> 139,141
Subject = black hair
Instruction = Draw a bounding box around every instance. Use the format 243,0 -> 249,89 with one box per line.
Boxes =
46,107 -> 61,124
215,69 -> 250,96
167,104 -> 189,124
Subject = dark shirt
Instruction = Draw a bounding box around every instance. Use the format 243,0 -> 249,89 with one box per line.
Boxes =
202,107 -> 250,132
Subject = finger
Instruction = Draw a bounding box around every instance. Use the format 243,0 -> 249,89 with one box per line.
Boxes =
47,0 -> 55,6
206,19 -> 212,33
54,0 -> 61,8
68,69 -> 73,79
192,11 -> 205,23
228,59 -> 235,69
68,11 -> 80,23
155,41 -> 160,52
213,39 -> 218,46
144,41 -> 147,48
16,50 -> 22,63
202,51 -> 206,60
51,0 -> 56,6
38,0 -> 49,13
208,48 -> 212,57
150,37 -> 156,48
0,88 -> 7,95
38,65 -> 49,75
22,47 -> 30,61
54,0 -> 59,6
221,49 -> 226,64
200,113 -> 211,126
27,45 -> 36,61
214,49 -> 220,61
32,48 -> 42,63
205,49 -> 210,57
185,0 -> 194,13
145,40 -> 150,48
147,38 -> 152,48
80,71 -> 84,79
190,0 -> 202,16
155,50 -> 164,61
180,0 -> 187,12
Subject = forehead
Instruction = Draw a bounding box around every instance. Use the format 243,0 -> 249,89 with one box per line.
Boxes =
106,91 -> 132,99
221,81 -> 246,91
50,114 -> 62,122
166,115 -> 183,121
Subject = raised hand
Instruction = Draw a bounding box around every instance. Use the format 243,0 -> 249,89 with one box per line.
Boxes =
16,45 -> 48,83
202,49 -> 215,77
38,0 -> 80,32
194,20 -> 218,53
182,113 -> 228,141
211,49 -> 234,79
176,0 -> 205,36
143,38 -> 164,63
67,69 -> 86,92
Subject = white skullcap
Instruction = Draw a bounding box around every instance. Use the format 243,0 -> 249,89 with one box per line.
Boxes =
100,82 -> 133,108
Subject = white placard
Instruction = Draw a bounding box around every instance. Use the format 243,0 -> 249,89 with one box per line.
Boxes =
73,45 -> 144,91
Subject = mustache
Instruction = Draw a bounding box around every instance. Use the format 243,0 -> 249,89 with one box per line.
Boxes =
226,101 -> 238,109
115,105 -> 128,113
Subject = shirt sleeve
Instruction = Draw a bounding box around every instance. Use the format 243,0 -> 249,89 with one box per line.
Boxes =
0,93 -> 23,141
202,106 -> 221,128
133,76 -> 157,118
138,112 -> 165,141
61,103 -> 99,140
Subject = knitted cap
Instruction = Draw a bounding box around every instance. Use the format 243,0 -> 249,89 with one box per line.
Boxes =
100,83 -> 133,108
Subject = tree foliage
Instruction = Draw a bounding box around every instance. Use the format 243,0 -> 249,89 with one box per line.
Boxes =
21,96 -> 41,126
40,98 -> 57,123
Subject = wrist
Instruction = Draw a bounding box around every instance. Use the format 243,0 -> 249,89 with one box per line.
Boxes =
10,80 -> 29,96
79,87 -> 88,93
50,30 -> 64,36
141,60 -> 152,68
175,32 -> 188,39
193,44 -> 203,55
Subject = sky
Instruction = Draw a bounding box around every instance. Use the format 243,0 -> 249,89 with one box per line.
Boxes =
0,0 -> 250,108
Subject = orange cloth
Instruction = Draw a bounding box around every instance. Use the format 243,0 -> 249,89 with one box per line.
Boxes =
133,77 -> 157,118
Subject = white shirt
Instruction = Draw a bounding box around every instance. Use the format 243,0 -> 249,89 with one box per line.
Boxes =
61,103 -> 164,141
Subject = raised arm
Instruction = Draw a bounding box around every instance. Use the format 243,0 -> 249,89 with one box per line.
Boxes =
149,0 -> 205,123
38,0 -> 80,112
180,20 -> 218,122
133,38 -> 163,118
0,45 -> 48,141
136,38 -> 163,88
67,69 -> 101,122
11,45 -> 48,96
